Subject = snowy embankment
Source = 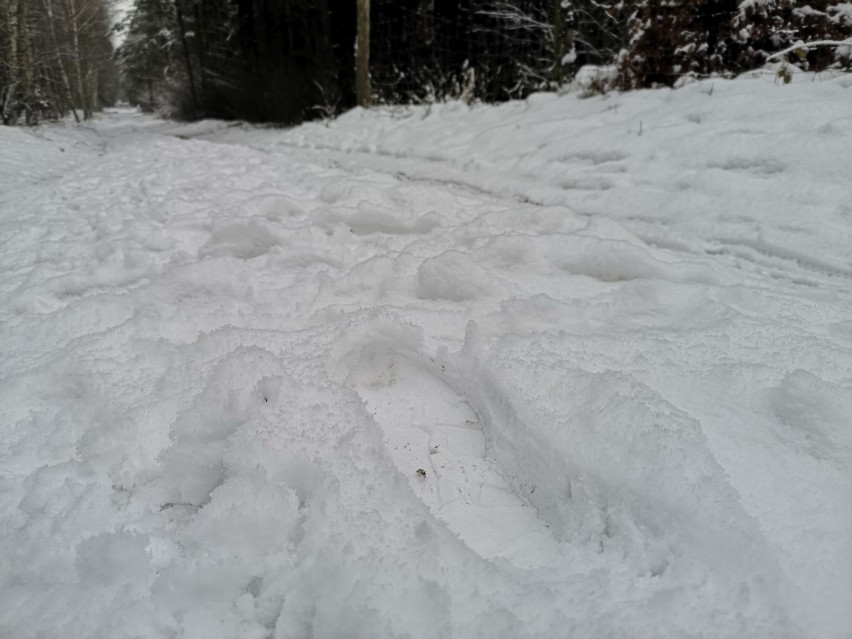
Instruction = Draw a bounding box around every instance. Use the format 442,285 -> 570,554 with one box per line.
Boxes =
1,73 -> 851,638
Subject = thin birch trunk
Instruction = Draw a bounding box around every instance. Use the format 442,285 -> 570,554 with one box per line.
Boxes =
63,0 -> 90,118
43,0 -> 80,122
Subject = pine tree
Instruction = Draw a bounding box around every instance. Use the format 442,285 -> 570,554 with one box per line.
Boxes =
116,0 -> 176,111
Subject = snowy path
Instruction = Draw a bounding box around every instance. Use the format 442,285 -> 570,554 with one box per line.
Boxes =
2,74 -> 852,639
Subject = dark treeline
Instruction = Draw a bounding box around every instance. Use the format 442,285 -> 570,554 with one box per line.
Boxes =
117,0 -> 629,118
2,1 -> 850,126
117,0 -> 852,123
118,0 -> 356,123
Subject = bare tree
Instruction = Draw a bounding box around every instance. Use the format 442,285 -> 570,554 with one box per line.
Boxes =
1,0 -> 116,124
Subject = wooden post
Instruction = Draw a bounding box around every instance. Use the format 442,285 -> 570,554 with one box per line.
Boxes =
356,0 -> 370,106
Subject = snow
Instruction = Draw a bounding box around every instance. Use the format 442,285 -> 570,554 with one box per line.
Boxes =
2,72 -> 851,638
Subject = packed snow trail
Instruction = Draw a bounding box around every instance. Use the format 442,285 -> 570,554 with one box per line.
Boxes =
1,72 -> 851,639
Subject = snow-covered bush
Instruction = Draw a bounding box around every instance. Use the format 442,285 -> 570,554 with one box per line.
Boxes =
618,0 -> 740,89
572,64 -> 620,96
618,0 -> 852,89
731,0 -> 852,71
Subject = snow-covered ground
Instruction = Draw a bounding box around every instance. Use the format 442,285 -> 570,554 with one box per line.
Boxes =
2,71 -> 851,638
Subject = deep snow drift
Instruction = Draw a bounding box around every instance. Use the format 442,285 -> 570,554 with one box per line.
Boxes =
1,71 -> 851,638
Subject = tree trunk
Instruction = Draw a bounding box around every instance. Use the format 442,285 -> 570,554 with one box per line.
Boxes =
90,67 -> 98,112
356,0 -> 370,106
552,0 -> 572,86
175,1 -> 199,116
2,0 -> 20,124
63,0 -> 90,118
15,0 -> 35,122
43,0 -> 80,122
193,1 -> 208,97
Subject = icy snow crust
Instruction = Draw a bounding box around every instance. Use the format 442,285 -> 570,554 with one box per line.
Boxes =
2,74 -> 851,638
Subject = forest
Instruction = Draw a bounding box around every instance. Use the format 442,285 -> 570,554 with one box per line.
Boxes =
1,1 -> 851,125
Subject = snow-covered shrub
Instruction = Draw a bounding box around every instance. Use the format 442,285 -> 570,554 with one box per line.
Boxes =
619,0 -> 740,89
618,0 -> 852,89
573,64 -> 620,96
731,0 -> 852,71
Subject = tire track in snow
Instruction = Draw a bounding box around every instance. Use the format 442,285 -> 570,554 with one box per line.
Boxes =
706,237 -> 852,282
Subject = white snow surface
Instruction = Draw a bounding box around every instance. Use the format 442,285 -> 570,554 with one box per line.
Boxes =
2,73 -> 852,638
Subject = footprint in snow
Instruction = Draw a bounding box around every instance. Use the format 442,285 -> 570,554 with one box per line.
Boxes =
342,340 -> 561,569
